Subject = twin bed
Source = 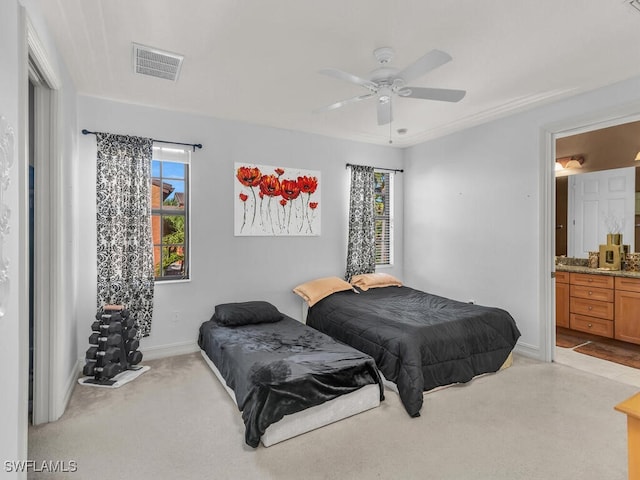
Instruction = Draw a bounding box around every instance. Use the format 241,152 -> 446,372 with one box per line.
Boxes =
198,274 -> 521,447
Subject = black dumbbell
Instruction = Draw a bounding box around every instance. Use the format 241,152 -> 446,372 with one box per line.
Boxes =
127,350 -> 143,366
95,311 -> 116,321
122,316 -> 135,329
125,339 -> 139,353
105,312 -> 122,323
124,328 -> 138,340
91,320 -> 122,333
88,332 -> 122,346
95,311 -> 123,322
86,346 -> 121,362
83,361 -> 122,379
82,360 -> 96,376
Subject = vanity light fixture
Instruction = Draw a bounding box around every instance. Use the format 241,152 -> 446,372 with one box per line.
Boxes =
555,155 -> 584,170
634,151 -> 640,161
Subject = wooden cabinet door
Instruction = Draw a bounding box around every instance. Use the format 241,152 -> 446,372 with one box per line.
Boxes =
556,282 -> 570,328
615,289 -> 640,345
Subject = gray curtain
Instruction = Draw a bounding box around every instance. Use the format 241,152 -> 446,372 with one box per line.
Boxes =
345,165 -> 376,281
96,133 -> 155,338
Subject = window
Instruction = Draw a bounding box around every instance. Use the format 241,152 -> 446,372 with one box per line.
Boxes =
151,146 -> 190,281
374,170 -> 393,265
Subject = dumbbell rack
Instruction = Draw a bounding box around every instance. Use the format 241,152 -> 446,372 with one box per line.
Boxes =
82,305 -> 144,386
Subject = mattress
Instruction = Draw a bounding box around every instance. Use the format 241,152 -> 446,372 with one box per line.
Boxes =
200,350 -> 380,447
198,315 -> 383,447
306,286 -> 521,417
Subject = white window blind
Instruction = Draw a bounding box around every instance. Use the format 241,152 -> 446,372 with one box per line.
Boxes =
374,170 -> 393,265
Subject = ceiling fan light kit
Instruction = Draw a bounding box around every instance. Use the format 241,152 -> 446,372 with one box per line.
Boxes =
315,47 -> 466,127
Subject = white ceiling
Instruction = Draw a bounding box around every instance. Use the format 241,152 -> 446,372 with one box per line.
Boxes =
40,0 -> 640,147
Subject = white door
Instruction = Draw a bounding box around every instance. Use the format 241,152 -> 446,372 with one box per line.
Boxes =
568,167 -> 635,257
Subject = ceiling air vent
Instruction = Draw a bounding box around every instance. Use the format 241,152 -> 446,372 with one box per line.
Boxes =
132,43 -> 184,81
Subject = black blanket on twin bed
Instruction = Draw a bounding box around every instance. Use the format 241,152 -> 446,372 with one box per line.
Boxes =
198,316 -> 383,447
306,286 -> 521,417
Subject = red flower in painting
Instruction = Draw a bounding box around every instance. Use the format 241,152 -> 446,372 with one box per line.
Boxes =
297,176 -> 318,194
275,168 -> 285,176
280,179 -> 301,200
259,191 -> 264,199
309,202 -> 318,209
239,193 -> 248,202
236,166 -> 262,187
280,199 -> 287,207
259,174 -> 281,197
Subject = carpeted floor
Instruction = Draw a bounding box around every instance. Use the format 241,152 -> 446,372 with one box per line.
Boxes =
27,352 -> 638,480
557,327 -> 640,370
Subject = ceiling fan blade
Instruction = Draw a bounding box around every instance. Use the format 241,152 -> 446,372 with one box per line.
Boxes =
403,86 -> 466,102
319,68 -> 377,90
313,93 -> 375,113
377,100 -> 392,126
397,49 -> 452,84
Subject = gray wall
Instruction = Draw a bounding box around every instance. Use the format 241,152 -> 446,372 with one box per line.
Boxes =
77,96 -> 404,357
403,75 -> 640,356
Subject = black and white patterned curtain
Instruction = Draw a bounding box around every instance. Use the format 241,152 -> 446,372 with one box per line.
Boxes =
345,165 -> 376,281
96,133 -> 155,337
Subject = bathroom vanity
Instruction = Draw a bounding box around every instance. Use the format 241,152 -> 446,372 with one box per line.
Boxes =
556,265 -> 640,345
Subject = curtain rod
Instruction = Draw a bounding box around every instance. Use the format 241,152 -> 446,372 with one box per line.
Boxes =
345,163 -> 403,173
81,129 -> 203,151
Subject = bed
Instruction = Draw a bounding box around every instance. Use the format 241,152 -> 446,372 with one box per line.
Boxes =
297,275 -> 521,418
197,301 -> 383,448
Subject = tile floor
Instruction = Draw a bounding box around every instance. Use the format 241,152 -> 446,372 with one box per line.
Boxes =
555,345 -> 640,388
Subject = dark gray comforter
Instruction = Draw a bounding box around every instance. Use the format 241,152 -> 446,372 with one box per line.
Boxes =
198,316 -> 383,447
306,286 -> 521,417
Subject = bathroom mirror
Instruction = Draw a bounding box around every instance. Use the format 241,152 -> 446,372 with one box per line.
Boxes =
555,120 -> 640,257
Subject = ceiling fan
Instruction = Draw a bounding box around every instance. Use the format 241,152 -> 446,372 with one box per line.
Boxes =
314,47 -> 466,126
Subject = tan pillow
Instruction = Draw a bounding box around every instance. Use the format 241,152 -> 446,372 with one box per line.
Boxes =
293,276 -> 354,307
350,273 -> 402,291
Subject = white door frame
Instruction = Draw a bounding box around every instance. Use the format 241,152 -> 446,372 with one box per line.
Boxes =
23,13 -> 63,425
540,102 -> 640,362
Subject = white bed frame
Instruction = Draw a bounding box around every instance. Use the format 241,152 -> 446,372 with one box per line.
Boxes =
200,350 -> 380,447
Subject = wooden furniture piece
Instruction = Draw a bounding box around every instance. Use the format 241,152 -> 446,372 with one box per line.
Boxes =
555,271 -> 570,328
615,277 -> 640,345
569,273 -> 614,338
615,392 -> 640,480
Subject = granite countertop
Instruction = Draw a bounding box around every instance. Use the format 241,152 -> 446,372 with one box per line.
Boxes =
556,264 -> 640,279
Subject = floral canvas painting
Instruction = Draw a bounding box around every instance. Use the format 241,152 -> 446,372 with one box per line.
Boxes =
235,163 -> 321,236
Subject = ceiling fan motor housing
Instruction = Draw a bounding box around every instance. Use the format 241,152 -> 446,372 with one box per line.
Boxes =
369,67 -> 400,86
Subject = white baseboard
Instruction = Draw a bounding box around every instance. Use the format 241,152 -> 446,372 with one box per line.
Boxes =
139,340 -> 200,361
75,340 -> 200,372
513,341 -> 541,360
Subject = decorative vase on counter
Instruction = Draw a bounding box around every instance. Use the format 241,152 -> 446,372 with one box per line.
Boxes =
599,233 -> 627,271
